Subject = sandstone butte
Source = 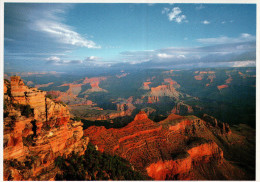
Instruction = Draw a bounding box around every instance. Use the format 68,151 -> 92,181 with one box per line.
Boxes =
3,76 -> 89,181
58,76 -> 108,97
116,97 -> 136,117
216,74 -> 233,90
194,71 -> 216,82
172,102 -> 194,115
145,79 -> 181,104
84,111 -> 252,180
45,76 -> 109,106
217,84 -> 229,90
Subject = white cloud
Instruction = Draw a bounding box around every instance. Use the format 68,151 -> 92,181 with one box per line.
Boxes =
46,56 -> 84,65
221,21 -> 226,24
46,56 -> 61,62
84,56 -> 99,62
30,6 -> 100,49
162,8 -> 170,14
35,20 -> 101,48
45,55 -> 113,67
241,33 -> 251,38
119,40 -> 255,67
63,60 -> 83,64
178,55 -> 186,58
157,53 -> 174,59
129,59 -> 150,65
232,60 -> 256,67
168,7 -> 181,21
197,33 -> 256,44
201,20 -> 210,24
157,53 -> 186,59
162,7 -> 187,23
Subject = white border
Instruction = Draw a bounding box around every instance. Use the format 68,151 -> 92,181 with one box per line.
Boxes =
0,1 -> 259,182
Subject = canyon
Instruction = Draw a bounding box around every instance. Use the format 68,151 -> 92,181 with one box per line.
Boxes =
84,111 -> 251,180
3,67 -> 256,180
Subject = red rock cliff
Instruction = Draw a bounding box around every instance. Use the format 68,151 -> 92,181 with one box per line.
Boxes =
4,76 -> 89,181
84,111 -> 231,180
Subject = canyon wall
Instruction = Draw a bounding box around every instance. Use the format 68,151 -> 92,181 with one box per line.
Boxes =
4,76 -> 89,180
84,111 -> 237,180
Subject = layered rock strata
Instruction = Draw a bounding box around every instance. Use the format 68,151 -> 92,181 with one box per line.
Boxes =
4,76 -> 88,180
84,112 -> 236,180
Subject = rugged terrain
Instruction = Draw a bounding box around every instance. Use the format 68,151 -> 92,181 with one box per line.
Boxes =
84,111 -> 254,180
3,67 -> 256,180
3,76 -> 89,180
10,67 -> 255,127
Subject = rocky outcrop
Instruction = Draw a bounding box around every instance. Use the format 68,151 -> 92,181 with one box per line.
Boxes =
202,114 -> 231,135
146,84 -> 180,103
225,75 -> 233,84
194,75 -> 203,80
172,102 -> 193,115
150,85 -> 179,97
217,84 -> 229,90
113,96 -> 136,117
84,112 -> 233,180
146,153 -> 192,180
58,76 -> 108,96
147,96 -> 160,103
187,140 -> 223,164
142,81 -> 151,90
194,71 -> 216,86
164,78 -> 180,88
47,90 -> 95,106
143,78 -> 181,103
81,76 -> 108,93
217,74 -> 233,90
141,107 -> 156,116
146,139 -> 223,180
4,76 -> 88,181
116,97 -> 136,116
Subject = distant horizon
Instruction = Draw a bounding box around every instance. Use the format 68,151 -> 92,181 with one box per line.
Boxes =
4,3 -> 256,73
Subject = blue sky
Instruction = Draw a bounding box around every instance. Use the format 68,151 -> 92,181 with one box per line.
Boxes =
4,3 -> 256,73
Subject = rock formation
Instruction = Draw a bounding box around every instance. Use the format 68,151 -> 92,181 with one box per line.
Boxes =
202,114 -> 231,135
84,111 -> 244,180
217,74 -> 233,90
142,81 -> 152,90
217,84 -> 229,90
146,83 -> 181,103
194,71 -> 216,86
172,102 -> 194,115
46,90 -> 95,106
4,76 -> 89,181
164,78 -> 180,88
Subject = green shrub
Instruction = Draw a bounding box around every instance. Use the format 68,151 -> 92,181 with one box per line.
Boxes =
73,117 -> 81,121
54,143 -> 146,180
21,105 -> 34,118
46,94 -> 52,99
